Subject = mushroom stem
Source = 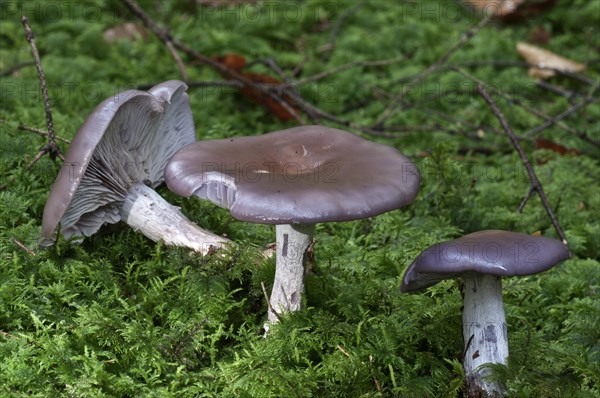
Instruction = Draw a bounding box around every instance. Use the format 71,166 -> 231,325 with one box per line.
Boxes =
462,274 -> 508,397
120,183 -> 230,255
267,223 -> 315,324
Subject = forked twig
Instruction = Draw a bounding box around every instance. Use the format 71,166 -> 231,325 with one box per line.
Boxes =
477,85 -> 569,247
453,67 -> 599,148
121,0 -> 306,124
20,16 -> 64,167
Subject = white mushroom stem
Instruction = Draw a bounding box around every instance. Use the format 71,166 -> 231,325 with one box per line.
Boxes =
267,223 -> 315,324
120,183 -> 230,255
462,274 -> 508,397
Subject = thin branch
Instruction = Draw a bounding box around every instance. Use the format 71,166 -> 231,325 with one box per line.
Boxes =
135,80 -> 242,91
477,84 -> 569,247
121,0 -> 306,124
288,57 -> 405,87
20,16 -> 64,167
319,2 -> 365,63
453,67 -> 599,148
524,95 -> 598,138
165,40 -> 189,81
18,124 -> 70,143
372,10 -> 495,129
336,344 -> 351,358
12,238 -> 36,256
536,80 -> 581,102
261,281 -> 281,322
0,61 -> 34,77
0,118 -> 71,143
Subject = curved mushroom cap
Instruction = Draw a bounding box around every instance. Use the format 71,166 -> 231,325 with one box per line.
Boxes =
165,125 -> 420,224
41,80 -> 195,240
401,230 -> 570,292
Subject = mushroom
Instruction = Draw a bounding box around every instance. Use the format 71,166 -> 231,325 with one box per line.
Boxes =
41,80 -> 229,254
401,230 -> 570,397
165,125 -> 420,326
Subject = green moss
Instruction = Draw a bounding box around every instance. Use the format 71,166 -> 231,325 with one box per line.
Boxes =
1,1 -> 598,396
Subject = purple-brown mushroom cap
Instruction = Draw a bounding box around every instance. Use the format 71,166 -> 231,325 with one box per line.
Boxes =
41,80 -> 195,241
165,126 -> 420,224
401,230 -> 570,292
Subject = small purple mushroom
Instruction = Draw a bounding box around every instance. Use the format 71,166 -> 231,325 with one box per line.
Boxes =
165,125 -> 420,327
401,230 -> 570,397
41,80 -> 228,254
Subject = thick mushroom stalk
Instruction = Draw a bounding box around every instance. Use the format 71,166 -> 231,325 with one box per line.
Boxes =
462,274 -> 508,397
268,223 -> 315,323
165,125 -> 420,328
121,183 -> 228,254
401,230 -> 571,398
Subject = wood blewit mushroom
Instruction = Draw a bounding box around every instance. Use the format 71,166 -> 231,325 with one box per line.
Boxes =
41,80 -> 229,255
165,125 -> 420,328
401,230 -> 570,397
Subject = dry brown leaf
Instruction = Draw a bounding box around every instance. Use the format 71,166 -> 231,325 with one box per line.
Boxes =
529,26 -> 550,45
464,0 -> 524,17
516,42 -> 586,79
213,53 -> 300,121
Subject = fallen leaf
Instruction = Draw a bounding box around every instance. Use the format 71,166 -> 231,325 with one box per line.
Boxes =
214,53 -> 300,121
535,138 -> 580,156
212,53 -> 246,71
530,26 -> 550,45
517,42 -> 586,79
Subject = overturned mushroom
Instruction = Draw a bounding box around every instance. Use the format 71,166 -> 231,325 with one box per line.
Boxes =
41,80 -> 228,254
165,125 -> 420,326
401,230 -> 570,397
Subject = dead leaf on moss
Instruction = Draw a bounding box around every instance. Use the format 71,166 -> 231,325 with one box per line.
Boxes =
529,26 -> 550,45
213,53 -> 301,121
516,42 -> 585,79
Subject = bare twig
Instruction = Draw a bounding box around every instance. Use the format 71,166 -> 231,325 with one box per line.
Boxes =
336,344 -> 351,358
12,238 -> 36,256
261,281 -> 281,322
165,40 -> 189,81
453,67 -> 599,148
524,95 -> 598,138
288,57 -> 405,87
477,84 -> 569,247
121,0 -> 307,124
320,2 -> 365,63
0,61 -> 34,77
136,80 -> 242,91
0,118 -> 71,143
20,16 -> 64,167
122,0 -> 453,137
536,80 -> 581,101
372,10 -> 495,129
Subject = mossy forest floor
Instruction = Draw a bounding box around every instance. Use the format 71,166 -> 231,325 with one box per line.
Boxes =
0,1 -> 598,397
